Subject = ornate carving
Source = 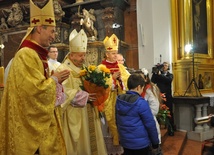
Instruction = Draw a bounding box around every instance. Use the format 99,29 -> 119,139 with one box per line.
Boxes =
78,8 -> 98,41
63,29 -> 69,42
71,13 -> 82,31
53,0 -> 65,22
0,17 -> 8,30
55,27 -> 61,42
102,7 -> 115,36
85,48 -> 99,66
2,2 -> 24,27
53,23 -> 70,44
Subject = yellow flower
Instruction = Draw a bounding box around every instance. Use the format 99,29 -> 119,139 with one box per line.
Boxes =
105,68 -> 110,73
79,65 -> 110,89
79,69 -> 87,76
88,65 -> 96,71
98,65 -> 110,73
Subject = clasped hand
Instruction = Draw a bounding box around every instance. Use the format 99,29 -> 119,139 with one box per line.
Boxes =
88,93 -> 96,102
112,71 -> 121,80
52,70 -> 70,84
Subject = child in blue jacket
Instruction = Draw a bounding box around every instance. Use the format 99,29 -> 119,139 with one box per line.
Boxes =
116,73 -> 159,155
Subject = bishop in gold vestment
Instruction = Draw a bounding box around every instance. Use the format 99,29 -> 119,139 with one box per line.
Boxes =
56,29 -> 107,155
0,42 -> 67,155
0,0 -> 69,154
99,34 -> 130,155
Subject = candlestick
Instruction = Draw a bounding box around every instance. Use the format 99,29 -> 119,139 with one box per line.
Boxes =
0,66 -> 4,87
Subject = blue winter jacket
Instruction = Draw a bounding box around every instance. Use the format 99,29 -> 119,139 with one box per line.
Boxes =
116,91 -> 159,149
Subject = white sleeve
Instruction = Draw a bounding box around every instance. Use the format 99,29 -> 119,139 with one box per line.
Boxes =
145,88 -> 160,116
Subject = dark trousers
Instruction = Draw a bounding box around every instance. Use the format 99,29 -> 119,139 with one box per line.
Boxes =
123,146 -> 150,155
164,94 -> 175,127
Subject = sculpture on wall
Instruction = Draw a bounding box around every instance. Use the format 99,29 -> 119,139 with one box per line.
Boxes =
102,7 -> 115,37
0,17 -> 8,30
55,27 -> 61,42
63,29 -> 68,42
53,0 -> 65,22
78,8 -> 98,41
2,2 -> 24,27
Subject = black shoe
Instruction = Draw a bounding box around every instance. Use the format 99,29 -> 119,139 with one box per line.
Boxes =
168,127 -> 174,136
168,130 -> 174,136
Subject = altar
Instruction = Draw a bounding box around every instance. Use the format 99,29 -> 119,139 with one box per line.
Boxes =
173,96 -> 214,141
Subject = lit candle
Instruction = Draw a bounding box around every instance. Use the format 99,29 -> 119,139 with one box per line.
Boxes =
0,66 -> 4,87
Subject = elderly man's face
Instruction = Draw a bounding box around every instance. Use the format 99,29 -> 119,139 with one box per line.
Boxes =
69,52 -> 86,67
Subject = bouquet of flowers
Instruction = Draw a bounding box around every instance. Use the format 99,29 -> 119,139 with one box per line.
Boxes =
157,93 -> 172,130
79,65 -> 111,112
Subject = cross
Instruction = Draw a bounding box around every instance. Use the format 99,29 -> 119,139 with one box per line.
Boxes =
113,37 -> 117,43
45,18 -> 54,24
107,47 -> 112,50
31,18 -> 40,24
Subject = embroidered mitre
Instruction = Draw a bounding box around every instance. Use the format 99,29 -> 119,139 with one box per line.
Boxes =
20,0 -> 56,44
69,29 -> 88,53
30,0 -> 55,27
103,34 -> 119,52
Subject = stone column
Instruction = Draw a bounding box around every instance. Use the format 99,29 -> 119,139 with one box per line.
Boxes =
194,104 -> 204,132
202,103 -> 210,131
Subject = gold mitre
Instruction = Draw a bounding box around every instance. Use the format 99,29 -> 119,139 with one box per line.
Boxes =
19,0 -> 56,47
69,29 -> 88,52
103,34 -> 119,52
19,0 -> 56,45
30,0 -> 55,27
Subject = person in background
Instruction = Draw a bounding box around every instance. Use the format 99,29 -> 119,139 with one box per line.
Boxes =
98,34 -> 130,155
116,73 -> 160,155
140,68 -> 163,154
0,0 -> 70,154
56,29 -> 107,155
116,53 -> 125,65
47,45 -> 61,75
151,61 -> 175,135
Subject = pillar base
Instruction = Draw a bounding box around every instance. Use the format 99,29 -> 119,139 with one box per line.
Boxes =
187,129 -> 214,142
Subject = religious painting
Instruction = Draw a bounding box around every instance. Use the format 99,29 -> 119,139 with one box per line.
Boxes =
192,0 -> 208,54
203,72 -> 213,89
197,72 -> 213,90
174,0 -> 213,59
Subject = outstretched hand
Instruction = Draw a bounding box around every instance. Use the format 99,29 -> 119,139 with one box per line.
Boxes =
52,70 -> 70,84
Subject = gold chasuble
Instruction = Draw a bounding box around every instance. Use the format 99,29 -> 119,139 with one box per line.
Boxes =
0,40 -> 66,155
57,59 -> 107,155
99,61 -> 130,145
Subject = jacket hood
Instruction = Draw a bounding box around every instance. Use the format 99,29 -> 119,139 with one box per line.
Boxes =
116,91 -> 140,115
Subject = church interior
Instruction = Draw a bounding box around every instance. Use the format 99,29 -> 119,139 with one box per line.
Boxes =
1,0 -> 214,154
